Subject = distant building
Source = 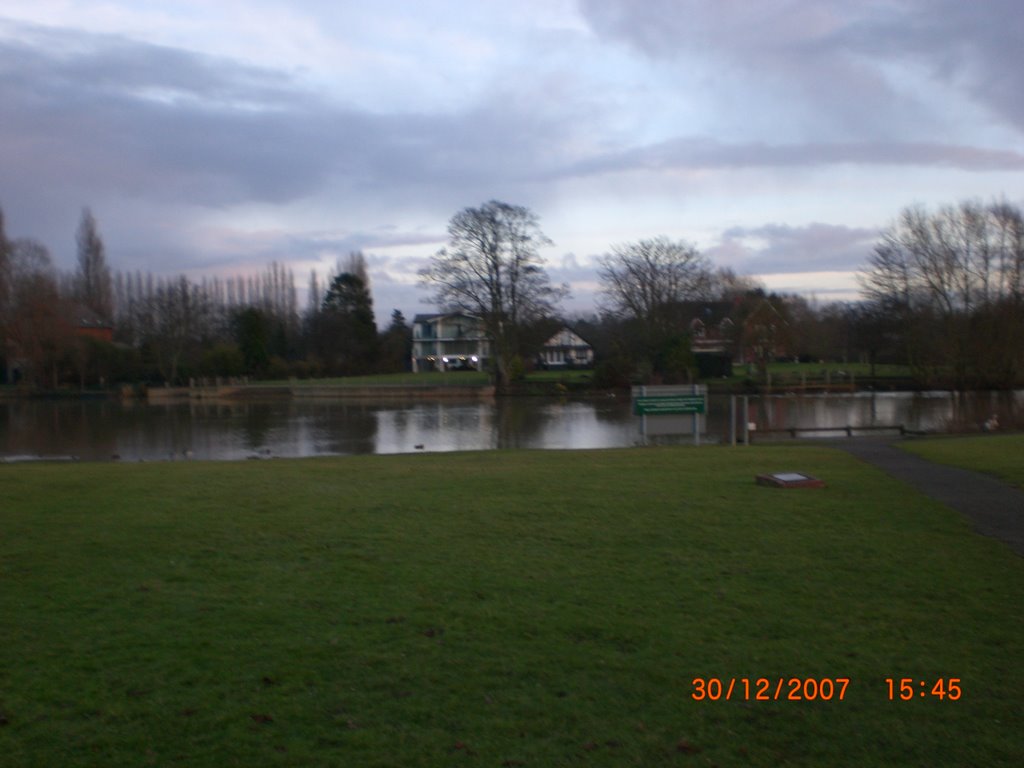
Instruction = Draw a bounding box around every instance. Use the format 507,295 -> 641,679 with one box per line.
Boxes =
683,301 -> 735,355
682,302 -> 734,376
71,304 -> 114,343
537,327 -> 594,369
411,313 -> 490,372
740,298 -> 789,365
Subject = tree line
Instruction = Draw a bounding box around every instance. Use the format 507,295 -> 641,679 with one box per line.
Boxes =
860,200 -> 1024,388
418,198 -> 1024,390
0,208 -> 412,387
416,202 -> 847,389
3,197 -> 1022,391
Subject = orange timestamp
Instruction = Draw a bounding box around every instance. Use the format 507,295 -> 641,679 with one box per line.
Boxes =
885,678 -> 962,700
691,677 -> 850,702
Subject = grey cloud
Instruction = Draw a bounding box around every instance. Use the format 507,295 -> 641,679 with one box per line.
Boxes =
0,19 -> 587,270
0,24 -> 339,212
705,222 -> 878,274
838,0 -> 1024,131
0,20 -> 581,204
563,137 -> 1024,177
578,0 -> 1024,136
288,230 -> 445,258
2,21 -> 300,108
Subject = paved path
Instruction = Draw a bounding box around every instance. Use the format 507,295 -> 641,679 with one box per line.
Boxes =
829,438 -> 1024,557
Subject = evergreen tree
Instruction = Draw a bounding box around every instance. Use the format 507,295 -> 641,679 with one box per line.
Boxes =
380,309 -> 412,372
233,306 -> 271,374
323,271 -> 375,324
316,252 -> 378,374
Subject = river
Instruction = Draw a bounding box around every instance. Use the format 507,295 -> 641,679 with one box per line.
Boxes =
0,390 -> 1020,462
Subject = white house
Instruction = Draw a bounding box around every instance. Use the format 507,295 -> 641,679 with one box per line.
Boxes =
411,313 -> 491,372
538,327 -> 594,369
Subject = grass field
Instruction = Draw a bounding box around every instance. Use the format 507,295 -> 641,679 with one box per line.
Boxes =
741,362 -> 917,382
2,446 -> 1022,766
902,433 -> 1024,488
264,370 -> 593,388
266,371 -> 492,387
739,362 -> 913,380
268,365 -> 906,388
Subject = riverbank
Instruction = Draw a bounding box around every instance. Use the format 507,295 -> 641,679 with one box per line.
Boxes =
0,362 -> 943,402
2,444 -> 1022,766
146,382 -> 499,401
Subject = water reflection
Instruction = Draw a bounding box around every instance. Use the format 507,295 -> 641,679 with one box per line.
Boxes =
0,390 -> 1021,462
742,390 -> 1023,438
372,399 -> 635,453
0,397 -> 639,461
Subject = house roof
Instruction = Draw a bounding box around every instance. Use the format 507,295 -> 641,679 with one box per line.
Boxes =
67,302 -> 113,329
543,326 -> 592,348
678,300 -> 734,324
412,311 -> 480,323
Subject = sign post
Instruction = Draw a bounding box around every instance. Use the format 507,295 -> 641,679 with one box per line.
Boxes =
632,394 -> 706,415
632,385 -> 707,445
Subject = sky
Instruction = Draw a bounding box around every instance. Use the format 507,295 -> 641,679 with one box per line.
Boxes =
2,0 -> 1023,324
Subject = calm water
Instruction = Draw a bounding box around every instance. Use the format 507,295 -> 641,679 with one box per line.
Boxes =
0,397 -> 635,461
1,391 -> 1021,462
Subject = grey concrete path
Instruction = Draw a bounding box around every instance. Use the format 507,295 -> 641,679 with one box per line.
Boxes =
828,438 -> 1024,557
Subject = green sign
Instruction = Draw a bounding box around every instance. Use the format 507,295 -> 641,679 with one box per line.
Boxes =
633,394 -> 706,415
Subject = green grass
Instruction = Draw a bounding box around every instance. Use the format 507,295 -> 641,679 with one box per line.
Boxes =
2,447 -> 1022,766
259,370 -> 591,388
737,362 -> 913,380
268,371 -> 491,387
902,433 -> 1024,488
521,369 -> 593,383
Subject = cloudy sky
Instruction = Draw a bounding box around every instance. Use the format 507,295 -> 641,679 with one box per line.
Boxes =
2,1 -> 1022,323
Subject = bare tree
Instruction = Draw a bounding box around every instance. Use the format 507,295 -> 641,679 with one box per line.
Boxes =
143,276 -> 214,384
596,236 -> 712,379
306,269 -> 322,317
419,201 -> 567,388
0,208 -> 11,369
707,266 -> 764,300
4,239 -> 69,386
75,208 -> 113,321
329,251 -> 370,289
0,208 -> 9,288
860,200 -> 1024,387
598,236 -> 711,334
